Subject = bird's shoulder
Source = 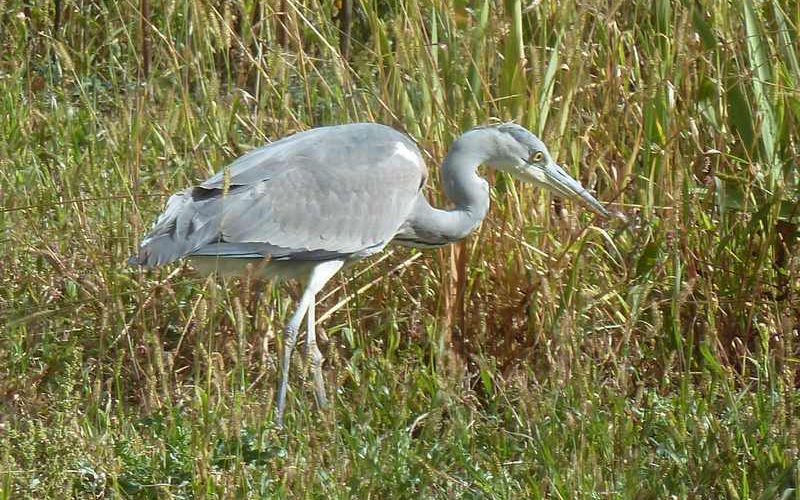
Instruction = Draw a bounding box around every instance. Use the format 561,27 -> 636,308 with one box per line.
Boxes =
200,123 -> 427,191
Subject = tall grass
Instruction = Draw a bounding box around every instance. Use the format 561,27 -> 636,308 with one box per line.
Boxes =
1,0 -> 799,497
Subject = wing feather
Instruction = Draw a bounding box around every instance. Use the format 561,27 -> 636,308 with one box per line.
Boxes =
132,124 -> 427,267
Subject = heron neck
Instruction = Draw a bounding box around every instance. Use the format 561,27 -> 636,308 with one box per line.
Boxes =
396,130 -> 494,246
441,133 -> 491,212
419,135 -> 492,242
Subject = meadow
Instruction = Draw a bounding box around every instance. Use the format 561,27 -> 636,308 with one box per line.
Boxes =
1,0 -> 799,497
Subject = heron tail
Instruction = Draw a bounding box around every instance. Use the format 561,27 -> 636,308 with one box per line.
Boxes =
130,190 -> 219,267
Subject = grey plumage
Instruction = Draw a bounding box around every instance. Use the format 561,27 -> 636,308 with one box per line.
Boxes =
132,124 -> 425,268
131,122 -> 611,425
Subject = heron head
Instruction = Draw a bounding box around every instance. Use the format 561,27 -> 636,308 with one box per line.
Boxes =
484,123 -> 610,218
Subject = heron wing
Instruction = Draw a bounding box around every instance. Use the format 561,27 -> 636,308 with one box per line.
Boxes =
133,124 -> 427,266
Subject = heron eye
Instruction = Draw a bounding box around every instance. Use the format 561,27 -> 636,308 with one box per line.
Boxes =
530,151 -> 544,163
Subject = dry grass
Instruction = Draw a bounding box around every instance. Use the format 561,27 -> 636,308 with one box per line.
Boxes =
1,0 -> 799,497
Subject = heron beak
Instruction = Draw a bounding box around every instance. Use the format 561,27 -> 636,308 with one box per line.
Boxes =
537,162 -> 610,217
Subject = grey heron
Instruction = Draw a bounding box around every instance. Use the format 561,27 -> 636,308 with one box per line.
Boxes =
130,122 -> 610,425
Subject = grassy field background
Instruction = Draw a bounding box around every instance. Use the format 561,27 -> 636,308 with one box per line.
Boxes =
1,0 -> 799,497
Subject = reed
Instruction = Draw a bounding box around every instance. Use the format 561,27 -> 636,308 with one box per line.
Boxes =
0,0 -> 798,496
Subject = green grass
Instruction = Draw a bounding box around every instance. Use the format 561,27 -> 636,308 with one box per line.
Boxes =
1,0 -> 799,497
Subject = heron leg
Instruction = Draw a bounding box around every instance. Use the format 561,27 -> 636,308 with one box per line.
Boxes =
274,260 -> 343,427
305,294 -> 328,408
274,304 -> 306,427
